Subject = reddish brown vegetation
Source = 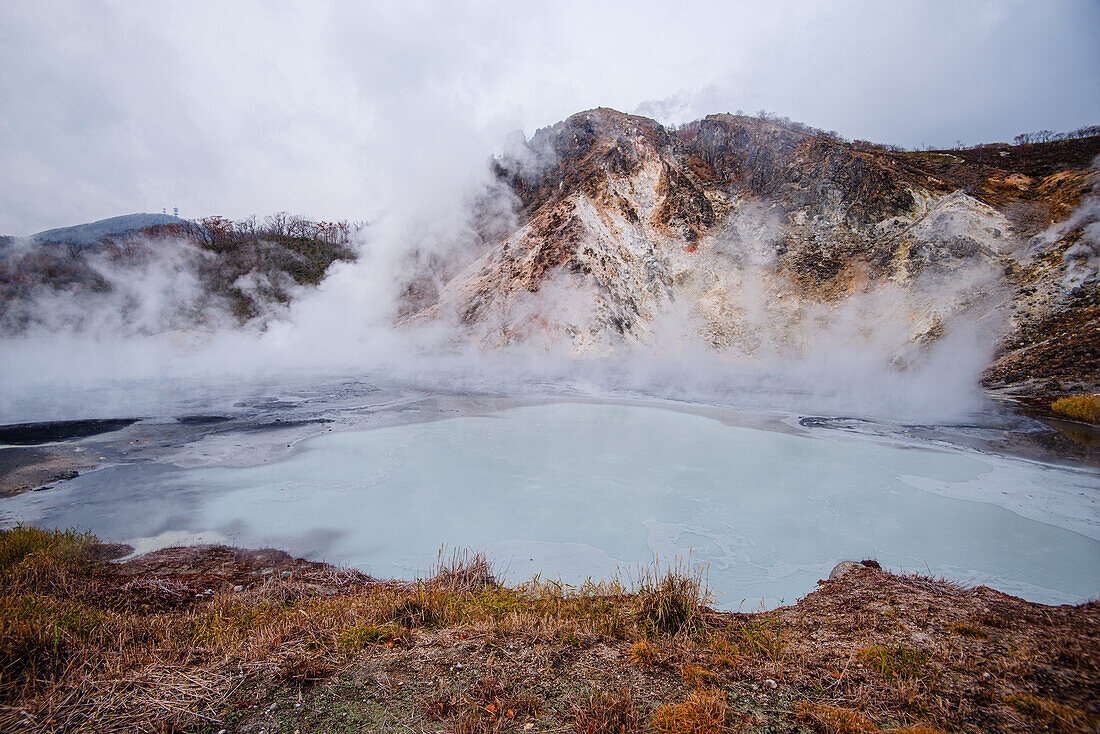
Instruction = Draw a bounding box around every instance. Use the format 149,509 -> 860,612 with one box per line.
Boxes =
1,527 -> 1096,734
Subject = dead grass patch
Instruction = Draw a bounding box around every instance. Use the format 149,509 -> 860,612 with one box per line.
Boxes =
970,611 -> 1008,629
1006,692 -> 1095,729
0,526 -> 96,574
2,527 -> 1098,734
794,702 -> 879,734
569,687 -> 647,734
652,688 -> 737,734
338,621 -> 407,649
680,663 -> 719,689
430,548 -> 497,593
858,644 -> 932,682
424,675 -> 541,734
1051,394 -> 1100,423
950,623 -> 988,639
732,617 -> 787,661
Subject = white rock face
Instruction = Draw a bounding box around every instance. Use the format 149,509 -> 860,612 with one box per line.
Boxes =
427,138 -> 1011,366
399,108 -> 1097,392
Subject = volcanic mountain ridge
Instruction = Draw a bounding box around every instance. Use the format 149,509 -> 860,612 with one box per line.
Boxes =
403,108 -> 1099,396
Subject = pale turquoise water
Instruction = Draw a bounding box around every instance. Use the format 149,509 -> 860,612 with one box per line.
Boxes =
5,402 -> 1098,608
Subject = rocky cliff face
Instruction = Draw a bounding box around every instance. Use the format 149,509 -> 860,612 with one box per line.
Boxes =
403,108 -> 1099,395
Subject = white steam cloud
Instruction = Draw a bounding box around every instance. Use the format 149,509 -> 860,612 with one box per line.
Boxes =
0,115 -> 1035,427
1,240 -> 232,337
1030,155 -> 1100,290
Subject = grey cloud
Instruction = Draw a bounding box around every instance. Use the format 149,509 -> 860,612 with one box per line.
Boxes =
1,0 -> 1097,235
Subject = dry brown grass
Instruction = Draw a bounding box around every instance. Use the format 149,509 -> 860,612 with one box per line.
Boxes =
424,675 -> 541,734
629,639 -> 655,666
0,526 -> 95,574
950,623 -> 988,639
652,688 -> 737,734
569,687 -> 647,734
1051,394 -> 1100,423
794,702 -> 879,734
430,548 -> 497,593
1005,692 -> 1095,730
679,663 -> 718,689
632,560 -> 712,636
730,617 -> 787,661
2,528 -> 1097,734
857,644 -> 932,682
0,529 -> 710,732
854,643 -> 940,717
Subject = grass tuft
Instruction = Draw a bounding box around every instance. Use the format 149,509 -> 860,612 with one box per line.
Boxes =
712,654 -> 739,669
634,560 -> 711,636
569,687 -> 647,734
652,688 -> 736,734
430,548 -> 497,593
629,639 -> 654,665
680,663 -> 719,689
734,617 -> 788,661
392,587 -> 448,628
338,622 -> 403,648
794,702 -> 879,734
971,612 -> 1008,629
278,655 -> 335,686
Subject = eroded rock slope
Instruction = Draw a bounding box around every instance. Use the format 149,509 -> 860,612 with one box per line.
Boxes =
405,108 -> 1098,394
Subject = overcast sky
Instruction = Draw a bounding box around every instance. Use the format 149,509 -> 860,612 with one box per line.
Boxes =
2,0 -> 1098,235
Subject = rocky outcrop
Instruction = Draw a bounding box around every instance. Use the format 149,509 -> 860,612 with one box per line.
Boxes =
406,108 -> 1099,393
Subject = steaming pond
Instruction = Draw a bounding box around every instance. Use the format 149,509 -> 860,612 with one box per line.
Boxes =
4,401 -> 1099,608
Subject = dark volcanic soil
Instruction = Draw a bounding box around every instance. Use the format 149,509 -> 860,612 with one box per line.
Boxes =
0,418 -> 139,445
0,447 -> 95,498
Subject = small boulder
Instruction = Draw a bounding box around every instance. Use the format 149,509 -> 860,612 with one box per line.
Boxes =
829,561 -> 862,580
